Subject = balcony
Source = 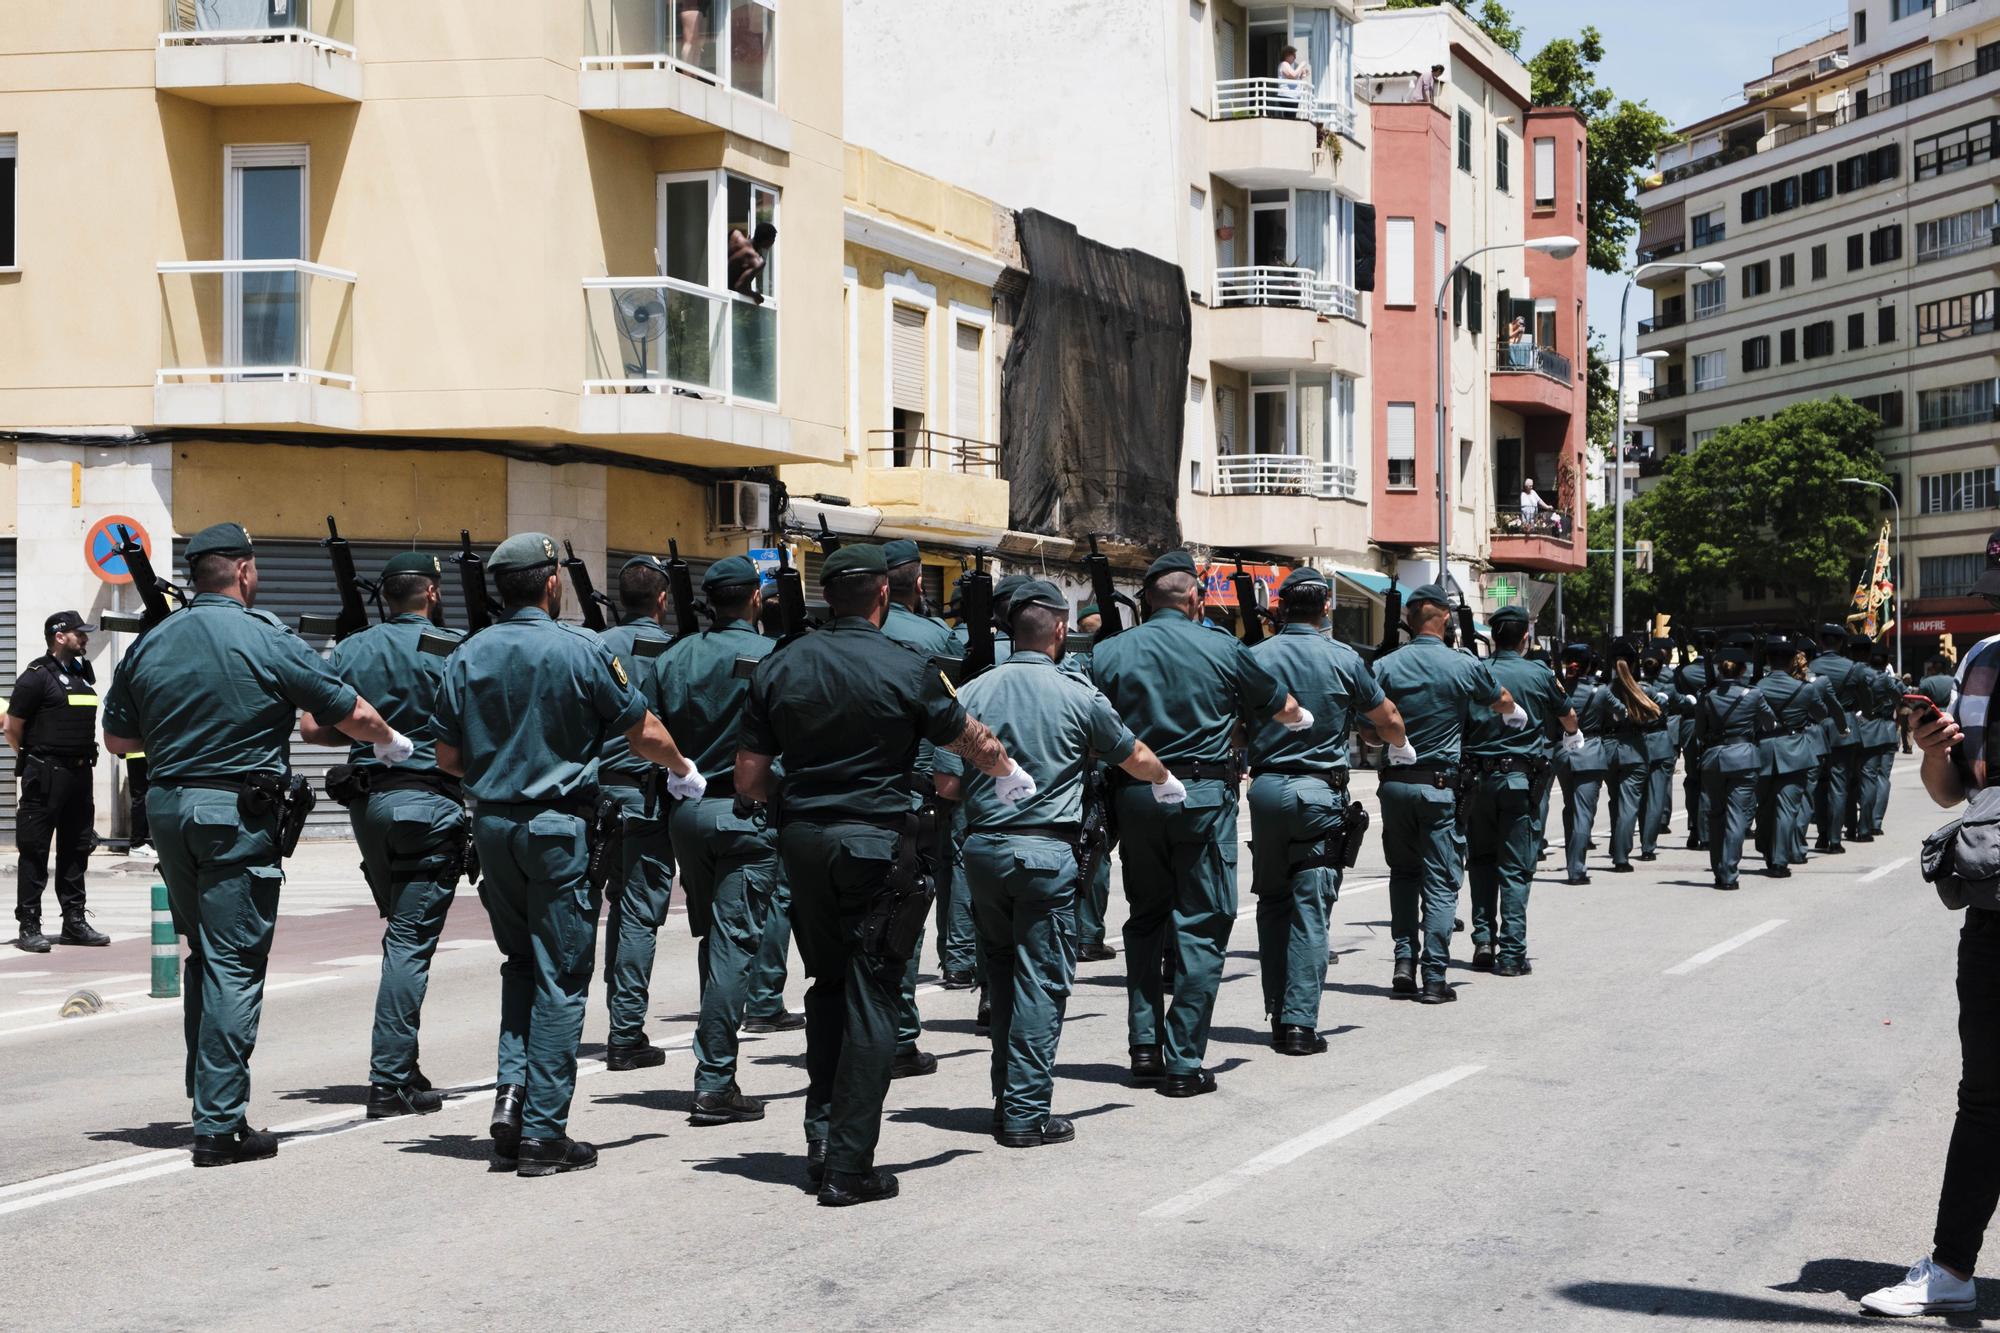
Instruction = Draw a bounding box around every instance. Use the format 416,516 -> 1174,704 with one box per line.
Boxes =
1185,454 -> 1366,555
1639,380 -> 1687,406
156,0 -> 360,105
864,430 -> 1009,536
1213,453 -> 1358,500
1637,307 -> 1685,337
155,259 -> 358,429
579,0 -> 788,149
1209,267 -> 1364,370
1491,343 -> 1576,417
1488,506 -> 1581,573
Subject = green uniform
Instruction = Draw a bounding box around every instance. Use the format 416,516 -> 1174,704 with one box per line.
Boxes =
742,617 -> 966,1175
1604,687 -> 1650,869
326,613 -> 468,1088
1554,680 -> 1613,879
1246,626 -> 1381,1027
955,651 -> 1135,1130
595,615 -> 675,1052
1695,678 -> 1777,888
1857,666 -> 1901,837
1372,636 -> 1502,983
433,607 -> 647,1141
1057,645 -> 1115,952
1921,672 -> 1957,711
661,619 -> 778,1094
1089,609 -> 1284,1075
1636,676 -> 1682,858
101,592 -> 358,1137
1809,651 -> 1860,848
1753,672 -> 1825,872
1674,660 -> 1712,847
1464,651 -> 1570,967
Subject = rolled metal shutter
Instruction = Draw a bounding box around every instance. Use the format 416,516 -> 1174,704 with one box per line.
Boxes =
891,304 -> 928,414
953,323 -> 983,442
606,549 -> 710,636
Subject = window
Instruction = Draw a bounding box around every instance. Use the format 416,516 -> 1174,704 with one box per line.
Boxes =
1188,1 -> 1207,111
1924,554 -> 1989,598
1892,0 -> 1930,19
1870,224 -> 1903,265
1891,60 -> 1933,106
1920,469 -> 1998,516
1847,233 -> 1865,271
1780,253 -> 1796,288
1693,350 -> 1726,391
1577,141 -> 1585,217
1386,402 -> 1417,488
1811,244 -> 1827,280
1855,391 -> 1905,429
1918,379 -> 2000,432
1533,137 -> 1555,205
0,136 -> 13,269
1692,427 -> 1719,448
1495,130 -> 1510,193
1854,9 -> 1867,43
1187,185 -> 1208,296
1741,185 -> 1768,223
1780,328 -> 1797,363
1457,108 -> 1473,173
1742,336 -> 1771,372
1848,311 -> 1866,351
1692,209 -> 1726,248
1918,204 -> 2000,262
1917,290 -> 1999,344
1384,217 -> 1414,305
1879,305 -> 1897,343
1803,320 -> 1835,358
655,169 -> 780,404
1838,144 -> 1901,194
1801,164 -> 1833,204
1692,276 -> 1726,321
1983,38 -> 2000,76
1743,261 -> 1770,299
953,321 -> 987,445
1769,175 -> 1800,215
1916,119 -> 1998,180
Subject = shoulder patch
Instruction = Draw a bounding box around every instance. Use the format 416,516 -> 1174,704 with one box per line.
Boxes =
611,657 -> 629,688
939,669 -> 958,700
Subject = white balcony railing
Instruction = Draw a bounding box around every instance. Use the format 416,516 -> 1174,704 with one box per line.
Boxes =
1213,78 -> 1355,136
581,0 -> 776,103
1214,266 -> 1360,321
1213,454 -> 1357,499
583,276 -> 777,407
156,259 -> 357,386
158,0 -> 356,57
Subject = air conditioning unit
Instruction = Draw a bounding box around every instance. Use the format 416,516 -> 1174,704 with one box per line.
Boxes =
714,480 -> 772,533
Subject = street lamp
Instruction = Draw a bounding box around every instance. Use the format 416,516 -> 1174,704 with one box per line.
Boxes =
1840,476 -> 1902,680
1613,258 -> 1725,639
1434,235 -> 1581,598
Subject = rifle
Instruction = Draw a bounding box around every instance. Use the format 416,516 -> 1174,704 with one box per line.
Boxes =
1226,554 -> 1266,646
562,540 -> 609,633
816,513 -> 843,555
1085,534 -> 1134,642
300,515 -> 376,642
453,530 -> 491,635
1075,756 -> 1114,904
99,525 -> 184,635
961,551 -> 995,675
1374,582 -> 1405,661
774,542 -> 809,640
1456,603 -> 1485,659
665,539 -> 703,644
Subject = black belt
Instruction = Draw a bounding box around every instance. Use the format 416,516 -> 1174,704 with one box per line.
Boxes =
23,752 -> 94,769
981,823 -> 1079,843
1379,766 -> 1457,788
365,770 -> 463,802
1467,755 -> 1547,776
164,776 -> 264,793
1168,762 -> 1237,782
1249,766 -> 1350,791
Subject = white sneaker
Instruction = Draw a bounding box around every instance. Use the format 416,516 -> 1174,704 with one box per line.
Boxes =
1859,1256 -> 1977,1316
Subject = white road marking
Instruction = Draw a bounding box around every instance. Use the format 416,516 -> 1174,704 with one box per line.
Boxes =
1664,919 -> 1787,976
0,971 -> 52,980
0,975 -> 339,1041
1142,1065 -> 1485,1219
1862,857 -> 1913,884
436,938 -> 496,951
315,955 -> 383,968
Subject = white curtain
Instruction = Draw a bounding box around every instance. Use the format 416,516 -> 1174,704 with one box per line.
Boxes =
1296,190 -> 1330,279
1302,10 -> 1333,107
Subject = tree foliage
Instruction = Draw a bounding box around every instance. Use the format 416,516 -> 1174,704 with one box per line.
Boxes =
1550,503 -> 1655,642
1585,335 -> 1615,454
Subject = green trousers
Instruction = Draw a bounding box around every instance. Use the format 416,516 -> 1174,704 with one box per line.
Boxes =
1466,772 -> 1539,966
150,785 -> 284,1138
350,787 -> 465,1087
1380,780 -> 1462,985
934,818 -> 978,976
1560,771 -> 1603,879
1246,773 -> 1343,1028
669,797 -> 776,1093
1701,770 -> 1757,887
779,819 -> 906,1175
1607,757 -> 1648,866
1815,744 -> 1859,847
746,868 -> 793,1017
1682,747 -> 1709,847
1858,746 -> 1894,837
1754,770 -> 1810,870
1113,780 -> 1236,1077
473,808 -> 599,1141
1075,847 -> 1113,950
600,782 -> 673,1048
963,831 -> 1076,1131
1639,757 -> 1675,857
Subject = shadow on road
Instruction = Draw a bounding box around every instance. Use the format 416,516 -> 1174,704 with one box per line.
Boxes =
275,1083 -> 370,1107
888,1104 -> 993,1136
689,1149 -> 813,1192
387,1132 -> 503,1166
1553,1280 -> 1865,1324
1055,1060 -> 1147,1088
85,1121 -> 189,1150
1774,1257 -> 2000,1325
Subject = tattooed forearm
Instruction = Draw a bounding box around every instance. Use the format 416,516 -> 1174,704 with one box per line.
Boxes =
945,715 -> 1011,777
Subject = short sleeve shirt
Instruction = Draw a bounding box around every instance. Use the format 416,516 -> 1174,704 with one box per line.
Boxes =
595,616 -> 671,779
1089,609 -> 1286,767
1247,626 -> 1382,770
327,614 -> 457,772
1370,634 -> 1502,765
659,621 -> 773,780
1466,651 -> 1571,759
955,651 -> 1136,830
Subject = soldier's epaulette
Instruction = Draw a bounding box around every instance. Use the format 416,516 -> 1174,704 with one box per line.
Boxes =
632,638 -> 669,660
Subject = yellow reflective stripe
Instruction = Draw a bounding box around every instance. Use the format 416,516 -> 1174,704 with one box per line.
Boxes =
66,695 -> 99,707
126,751 -> 145,759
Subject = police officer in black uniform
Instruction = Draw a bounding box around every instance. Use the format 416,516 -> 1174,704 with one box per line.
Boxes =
9,611 -> 109,952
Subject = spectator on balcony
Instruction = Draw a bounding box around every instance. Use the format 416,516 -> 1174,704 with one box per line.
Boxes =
1508,316 -> 1532,368
1415,63 -> 1444,103
1520,478 -> 1543,531
1277,46 -> 1312,117
678,0 -> 708,68
727,222 -> 776,305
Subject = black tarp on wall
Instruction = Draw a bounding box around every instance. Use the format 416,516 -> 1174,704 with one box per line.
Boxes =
1001,209 -> 1192,550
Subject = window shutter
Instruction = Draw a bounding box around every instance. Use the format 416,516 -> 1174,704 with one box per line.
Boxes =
952,323 -> 983,440
1386,403 -> 1416,460
1467,271 -> 1483,334
1352,202 -> 1377,291
890,304 -> 927,413
1452,270 -> 1464,326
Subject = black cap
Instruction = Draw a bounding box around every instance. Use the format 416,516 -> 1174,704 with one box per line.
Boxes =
44,610 -> 95,639
1561,642 -> 1593,665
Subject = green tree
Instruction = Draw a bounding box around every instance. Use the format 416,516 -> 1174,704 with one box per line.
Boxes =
1381,0 -> 1522,53
1550,502 -> 1656,641
1585,334 -> 1615,453
1642,398 -> 1887,621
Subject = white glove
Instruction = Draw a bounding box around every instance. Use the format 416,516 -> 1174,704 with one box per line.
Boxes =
1500,703 -> 1531,731
994,760 -> 1038,805
1283,706 -> 1315,734
1561,730 -> 1585,754
1151,773 -> 1188,805
664,759 -> 707,802
1387,739 -> 1418,766
373,730 -> 414,765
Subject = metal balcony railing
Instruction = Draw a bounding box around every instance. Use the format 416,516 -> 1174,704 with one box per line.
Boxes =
580,0 -> 776,102
1212,454 -> 1357,499
1213,266 -> 1360,320
1213,78 -> 1355,136
582,276 -> 777,407
867,428 -> 998,476
1494,343 -> 1573,383
158,0 -> 355,55
156,259 -> 356,387
1638,380 -> 1687,406
1492,505 -> 1574,542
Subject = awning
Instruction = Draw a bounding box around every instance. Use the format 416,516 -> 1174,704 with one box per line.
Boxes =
1333,567 -> 1391,602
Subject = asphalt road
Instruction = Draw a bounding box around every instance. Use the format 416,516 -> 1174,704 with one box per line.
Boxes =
0,754 -> 1984,1331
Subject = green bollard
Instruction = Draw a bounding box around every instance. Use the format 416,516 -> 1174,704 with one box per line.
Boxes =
149,883 -> 179,999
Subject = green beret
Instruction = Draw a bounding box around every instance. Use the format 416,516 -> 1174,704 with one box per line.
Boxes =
621,555 -> 666,576
1006,579 -> 1068,620
1279,567 -> 1330,597
1143,550 -> 1198,585
186,522 -> 253,560
1077,603 -> 1100,620
882,539 -> 921,569
993,574 -> 1032,602
702,554 -> 760,592
1489,605 -> 1528,626
382,551 -> 442,580
489,532 -> 560,575
1406,582 -> 1450,609
820,543 -> 887,584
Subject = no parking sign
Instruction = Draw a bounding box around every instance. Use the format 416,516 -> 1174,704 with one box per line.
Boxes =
85,516 -> 151,586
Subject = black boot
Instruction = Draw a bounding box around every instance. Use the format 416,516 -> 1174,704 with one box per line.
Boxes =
14,924 -> 49,954
889,1049 -> 937,1079
806,1138 -> 828,1187
516,1137 -> 597,1178
1129,1044 -> 1165,1082
490,1083 -> 525,1163
995,1116 -> 1076,1148
192,1125 -> 279,1168
1159,1069 -> 1218,1098
1417,979 -> 1457,1005
367,1084 -> 444,1119
58,917 -> 109,946
689,1083 -> 765,1126
1471,945 -> 1495,972
1273,1024 -> 1328,1056
1392,958 -> 1418,994
818,1169 -> 899,1207
741,1009 -> 806,1033
605,1042 -> 666,1072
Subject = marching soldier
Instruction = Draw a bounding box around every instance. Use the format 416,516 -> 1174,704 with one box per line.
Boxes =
433,533 -> 703,1177
1089,551 -> 1304,1091
1553,644 -> 1613,885
301,552 -> 465,1117
1371,583 -> 1520,1003
1247,568 -> 1406,1050
1808,625 -> 1859,853
594,557 -> 677,1073
1674,636 -> 1713,850
950,580 -> 1175,1144
9,611 -> 110,951
736,542 -> 1022,1206
660,555 -> 782,1124
1635,641 -> 1682,861
1604,642 -> 1651,874
102,522 -> 408,1167
1464,606 -> 1579,977
1752,635 -> 1825,879
1854,640 -> 1901,840
1695,635 -> 1778,891
1065,603 -> 1118,963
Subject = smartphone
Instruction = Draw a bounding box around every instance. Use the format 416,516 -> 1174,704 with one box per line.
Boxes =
1904,691 -> 1945,722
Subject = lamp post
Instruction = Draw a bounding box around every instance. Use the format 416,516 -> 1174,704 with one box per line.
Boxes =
1434,235 -> 1581,602
1613,258 -> 1726,639
1840,476 -> 1902,680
